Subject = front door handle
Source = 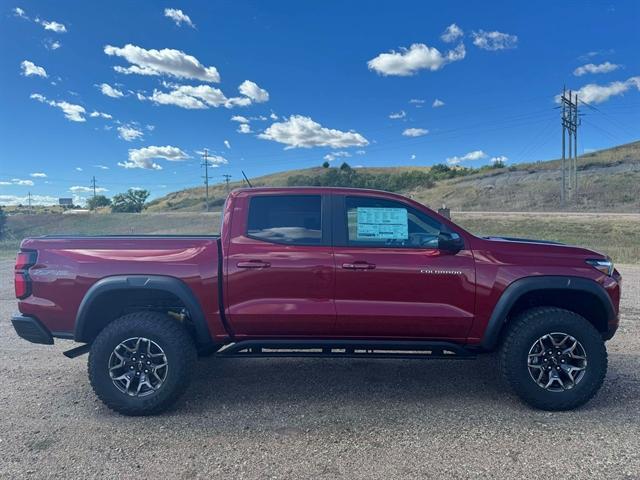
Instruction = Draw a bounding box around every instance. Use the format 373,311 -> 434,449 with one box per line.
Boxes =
237,260 -> 271,269
342,261 -> 376,270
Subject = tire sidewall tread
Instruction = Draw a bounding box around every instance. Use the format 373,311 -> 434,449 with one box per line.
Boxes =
88,311 -> 197,416
500,306 -> 607,411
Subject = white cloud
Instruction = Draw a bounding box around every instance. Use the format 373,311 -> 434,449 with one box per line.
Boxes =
259,115 -> 369,149
389,110 -> 406,119
70,185 -> 108,193
164,8 -> 195,28
411,154 -> 416,160
118,125 -> 144,141
13,7 -> 28,19
573,62 -> 620,77
20,60 -> 47,78
491,155 -> 508,163
75,167 -> 83,171
94,165 -> 109,170
89,110 -> 112,119
238,80 -> 269,103
432,98 -> 445,108
368,43 -> 465,76
30,172 -> 47,178
36,18 -> 67,33
323,151 -> 351,162
0,178 -> 35,186
446,150 -> 487,165
118,145 -> 190,170
98,83 -> 124,98
356,150 -> 366,155
441,23 -> 463,43
472,30 -> 518,51
224,140 -> 231,149
104,44 -> 220,83
197,152 -> 228,166
146,84 -> 226,109
557,76 -> 640,104
231,115 -> 250,123
237,123 -> 252,134
143,81 -> 266,109
44,39 -> 61,50
11,178 -> 35,186
402,128 -> 429,137
270,112 -> 278,120
30,93 -> 86,122
409,98 -> 425,104
0,194 -> 58,206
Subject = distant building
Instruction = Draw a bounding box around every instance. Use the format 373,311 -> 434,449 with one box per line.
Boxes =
59,198 -> 74,207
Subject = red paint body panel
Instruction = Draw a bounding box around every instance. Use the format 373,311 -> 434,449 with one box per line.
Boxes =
17,236 -> 226,338
15,187 -> 622,347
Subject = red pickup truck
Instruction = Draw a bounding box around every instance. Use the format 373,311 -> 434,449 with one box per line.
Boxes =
12,187 -> 621,415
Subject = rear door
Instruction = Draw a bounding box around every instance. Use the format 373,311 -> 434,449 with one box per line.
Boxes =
332,194 -> 475,340
225,193 -> 335,336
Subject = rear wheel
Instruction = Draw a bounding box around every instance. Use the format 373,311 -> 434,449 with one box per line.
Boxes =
88,311 -> 197,416
500,307 -> 607,410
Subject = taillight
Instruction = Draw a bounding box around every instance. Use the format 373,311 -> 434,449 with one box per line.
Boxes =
15,250 -> 37,299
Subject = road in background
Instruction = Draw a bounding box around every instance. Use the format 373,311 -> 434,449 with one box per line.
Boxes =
0,260 -> 639,478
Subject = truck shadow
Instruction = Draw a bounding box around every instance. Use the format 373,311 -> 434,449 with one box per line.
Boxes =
182,355 -> 512,415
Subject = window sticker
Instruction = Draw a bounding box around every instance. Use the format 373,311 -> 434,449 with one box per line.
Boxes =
356,207 -> 408,240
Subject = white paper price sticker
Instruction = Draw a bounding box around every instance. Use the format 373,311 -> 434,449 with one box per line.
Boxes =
356,207 -> 408,240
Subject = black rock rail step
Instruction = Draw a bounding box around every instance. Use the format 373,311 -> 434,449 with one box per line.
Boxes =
215,339 -> 476,360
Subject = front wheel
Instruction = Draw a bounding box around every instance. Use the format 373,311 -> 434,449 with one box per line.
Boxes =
500,307 -> 607,411
88,311 -> 197,416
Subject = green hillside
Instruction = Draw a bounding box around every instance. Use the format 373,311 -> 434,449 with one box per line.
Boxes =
147,140 -> 640,213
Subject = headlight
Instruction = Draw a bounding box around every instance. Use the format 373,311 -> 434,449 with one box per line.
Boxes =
586,258 -> 614,276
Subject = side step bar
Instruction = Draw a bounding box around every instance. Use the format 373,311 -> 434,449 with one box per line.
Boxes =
215,339 -> 475,360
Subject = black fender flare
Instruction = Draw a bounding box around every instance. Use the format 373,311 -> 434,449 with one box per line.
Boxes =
480,275 -> 616,350
74,275 -> 213,346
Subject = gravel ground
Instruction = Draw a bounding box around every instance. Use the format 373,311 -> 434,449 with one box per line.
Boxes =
1,259 -> 639,479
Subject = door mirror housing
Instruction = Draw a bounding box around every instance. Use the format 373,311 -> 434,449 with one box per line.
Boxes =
438,231 -> 464,254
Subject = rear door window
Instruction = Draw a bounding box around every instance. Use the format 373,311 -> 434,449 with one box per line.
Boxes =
247,195 -> 324,245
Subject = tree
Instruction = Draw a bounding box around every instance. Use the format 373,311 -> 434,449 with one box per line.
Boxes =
0,206 -> 7,240
322,161 -> 330,168
87,195 -> 112,211
111,189 -> 150,213
339,162 -> 352,171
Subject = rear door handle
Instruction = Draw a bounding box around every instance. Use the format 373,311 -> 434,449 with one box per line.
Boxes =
342,262 -> 376,270
237,260 -> 271,269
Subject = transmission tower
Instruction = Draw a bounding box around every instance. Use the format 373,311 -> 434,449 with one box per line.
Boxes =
560,87 -> 580,205
222,174 -> 232,195
91,176 -> 97,199
201,149 -> 210,212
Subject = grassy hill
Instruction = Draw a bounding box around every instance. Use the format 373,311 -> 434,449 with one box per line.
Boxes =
146,140 -> 640,213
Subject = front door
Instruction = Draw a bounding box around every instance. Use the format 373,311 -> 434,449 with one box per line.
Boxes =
225,193 -> 335,337
332,194 -> 475,340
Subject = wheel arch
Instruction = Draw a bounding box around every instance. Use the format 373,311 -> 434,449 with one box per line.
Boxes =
480,276 -> 616,351
74,275 -> 213,346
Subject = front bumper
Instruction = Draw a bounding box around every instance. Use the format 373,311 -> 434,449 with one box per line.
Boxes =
11,314 -> 54,345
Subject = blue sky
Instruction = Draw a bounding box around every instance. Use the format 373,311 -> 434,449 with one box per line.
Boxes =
1,0 -> 639,205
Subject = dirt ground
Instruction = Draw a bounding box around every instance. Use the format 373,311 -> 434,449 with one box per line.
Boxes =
0,259 -> 639,479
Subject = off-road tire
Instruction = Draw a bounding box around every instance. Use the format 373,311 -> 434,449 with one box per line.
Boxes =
88,311 -> 197,416
500,307 -> 607,411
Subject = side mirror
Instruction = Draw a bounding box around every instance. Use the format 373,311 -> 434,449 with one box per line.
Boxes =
438,231 -> 464,254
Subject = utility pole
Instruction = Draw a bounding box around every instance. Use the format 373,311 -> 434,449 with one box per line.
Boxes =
201,148 -> 210,212
560,88 -> 579,204
90,176 -> 97,199
27,191 -> 32,214
222,174 -> 232,195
